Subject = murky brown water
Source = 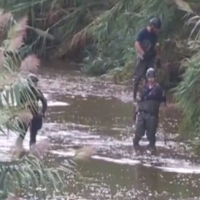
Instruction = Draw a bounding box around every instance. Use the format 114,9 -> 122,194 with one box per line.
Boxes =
1,60 -> 200,200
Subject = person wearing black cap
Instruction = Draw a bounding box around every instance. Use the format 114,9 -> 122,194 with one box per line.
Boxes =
133,17 -> 162,102
133,68 -> 166,148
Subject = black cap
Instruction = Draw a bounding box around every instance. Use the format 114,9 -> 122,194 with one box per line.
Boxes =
149,17 -> 162,29
28,73 -> 39,83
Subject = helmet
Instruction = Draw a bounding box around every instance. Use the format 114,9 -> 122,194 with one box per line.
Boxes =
146,68 -> 156,78
149,17 -> 162,29
28,73 -> 39,83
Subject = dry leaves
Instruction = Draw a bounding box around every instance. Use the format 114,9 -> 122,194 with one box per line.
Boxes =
7,17 -> 28,51
173,0 -> 193,13
20,54 -> 40,74
0,11 -> 12,41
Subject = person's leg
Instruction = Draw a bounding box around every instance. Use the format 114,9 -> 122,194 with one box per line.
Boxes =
133,112 -> 146,146
15,119 -> 29,149
29,115 -> 43,148
133,59 -> 147,100
145,115 -> 158,147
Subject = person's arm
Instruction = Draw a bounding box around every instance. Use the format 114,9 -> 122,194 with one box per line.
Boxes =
37,90 -> 47,116
135,42 -> 145,57
152,86 -> 167,105
135,30 -> 145,57
138,86 -> 148,101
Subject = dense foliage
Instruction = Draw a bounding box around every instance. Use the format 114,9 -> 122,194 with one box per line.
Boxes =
170,1 -> 200,145
0,10 -> 72,199
0,0 -> 192,79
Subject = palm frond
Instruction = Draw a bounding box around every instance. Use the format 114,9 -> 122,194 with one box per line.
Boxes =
0,9 -> 80,199
174,49 -> 200,135
173,0 -> 193,13
0,153 -> 73,198
6,17 -> 28,51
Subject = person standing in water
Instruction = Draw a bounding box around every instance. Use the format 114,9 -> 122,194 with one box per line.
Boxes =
133,68 -> 166,148
15,73 -> 47,150
133,17 -> 162,102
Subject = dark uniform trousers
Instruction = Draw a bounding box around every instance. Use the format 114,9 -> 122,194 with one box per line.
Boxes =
18,114 -> 43,147
134,111 -> 158,145
133,58 -> 155,99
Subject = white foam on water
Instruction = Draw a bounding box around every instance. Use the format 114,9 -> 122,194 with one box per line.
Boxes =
48,130 -> 101,139
50,150 -> 75,157
38,100 -> 69,107
92,155 -> 140,165
47,101 -> 69,106
70,139 -> 174,148
155,166 -> 200,174
0,132 -> 47,157
70,135 -> 101,139
49,149 -> 200,174
50,150 -> 140,165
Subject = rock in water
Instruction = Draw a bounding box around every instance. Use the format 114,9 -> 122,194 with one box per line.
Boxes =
74,146 -> 96,161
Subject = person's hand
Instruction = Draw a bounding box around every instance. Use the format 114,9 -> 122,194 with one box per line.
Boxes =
142,53 -> 149,60
156,58 -> 162,68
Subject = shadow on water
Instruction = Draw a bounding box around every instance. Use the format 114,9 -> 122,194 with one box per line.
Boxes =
1,60 -> 200,199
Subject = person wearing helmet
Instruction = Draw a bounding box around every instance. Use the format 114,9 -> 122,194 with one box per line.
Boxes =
15,73 -> 47,150
133,68 -> 166,149
133,17 -> 162,102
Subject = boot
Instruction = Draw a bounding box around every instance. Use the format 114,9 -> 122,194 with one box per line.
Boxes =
133,136 -> 141,147
147,142 -> 156,150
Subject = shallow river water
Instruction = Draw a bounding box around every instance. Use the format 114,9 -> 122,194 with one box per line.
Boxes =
1,60 -> 200,200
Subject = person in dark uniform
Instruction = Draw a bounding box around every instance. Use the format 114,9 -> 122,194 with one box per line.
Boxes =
16,73 -> 47,149
133,68 -> 166,148
133,17 -> 162,102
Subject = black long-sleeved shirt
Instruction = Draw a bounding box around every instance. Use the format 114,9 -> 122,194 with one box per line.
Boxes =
140,83 -> 166,104
137,83 -> 166,116
20,85 -> 47,116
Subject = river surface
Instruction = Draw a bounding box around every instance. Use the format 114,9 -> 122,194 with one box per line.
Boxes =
1,60 -> 200,200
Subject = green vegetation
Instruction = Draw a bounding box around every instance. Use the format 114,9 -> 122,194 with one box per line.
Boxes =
0,10 -> 96,199
0,0 -> 189,81
171,1 -> 200,149
0,11 -> 66,199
